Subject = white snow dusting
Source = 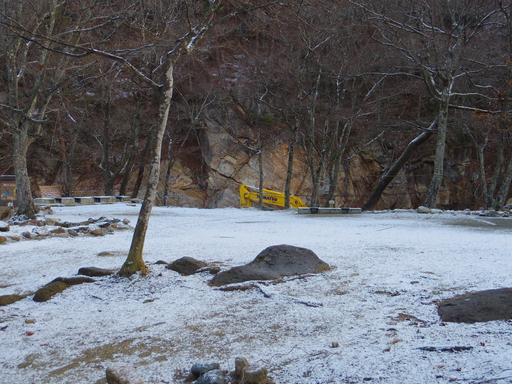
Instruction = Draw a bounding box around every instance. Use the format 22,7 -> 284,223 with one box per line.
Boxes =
1,204 -> 512,383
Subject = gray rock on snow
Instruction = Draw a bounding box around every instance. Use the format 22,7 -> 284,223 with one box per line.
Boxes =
167,257 -> 208,275
191,362 -> 221,376
210,244 -> 331,286
438,288 -> 512,323
195,369 -> 226,384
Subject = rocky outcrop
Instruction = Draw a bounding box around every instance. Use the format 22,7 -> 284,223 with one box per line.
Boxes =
210,244 -> 331,286
25,116 -> 479,211
154,121 -> 478,210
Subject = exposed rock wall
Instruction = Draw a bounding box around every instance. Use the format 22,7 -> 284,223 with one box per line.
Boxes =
154,120 -> 477,210
27,120 -> 479,210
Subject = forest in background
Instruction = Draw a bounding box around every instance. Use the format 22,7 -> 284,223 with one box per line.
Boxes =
1,0 -> 512,213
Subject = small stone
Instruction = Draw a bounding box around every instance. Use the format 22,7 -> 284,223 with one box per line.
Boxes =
68,229 -> 79,237
332,341 -> 340,348
195,369 -> 225,384
167,257 -> 208,275
233,358 -> 268,384
9,236 -> 21,242
90,226 -> 106,236
32,227 -> 49,237
25,319 -> 36,324
106,364 -> 145,384
235,357 -> 250,378
191,362 -> 221,376
123,218 -> 130,225
0,236 -> 7,244
417,206 -> 431,214
45,218 -> 60,225
22,231 -> 33,239
0,221 -> 10,232
98,251 -> 115,256
242,367 -> 268,384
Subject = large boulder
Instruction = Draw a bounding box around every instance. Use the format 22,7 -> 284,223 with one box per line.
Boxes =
438,288 -> 512,323
210,244 -> 331,286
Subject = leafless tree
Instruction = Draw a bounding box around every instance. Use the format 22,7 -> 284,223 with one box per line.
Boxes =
353,0 -> 502,208
0,0 -> 94,217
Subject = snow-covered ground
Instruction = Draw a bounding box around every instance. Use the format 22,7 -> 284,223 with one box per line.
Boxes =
1,204 -> 512,384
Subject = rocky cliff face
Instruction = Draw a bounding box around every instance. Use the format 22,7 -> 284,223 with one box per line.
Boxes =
147,120 -> 478,210
23,114 -> 477,210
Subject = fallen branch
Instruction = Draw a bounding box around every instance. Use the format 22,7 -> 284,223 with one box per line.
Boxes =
417,346 -> 473,352
216,283 -> 323,306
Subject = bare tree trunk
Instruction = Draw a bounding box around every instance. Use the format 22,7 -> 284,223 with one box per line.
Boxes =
119,80 -> 173,276
424,99 -> 449,208
488,132 -> 504,207
162,137 -> 173,206
102,100 -> 114,196
119,0 -> 223,276
257,94 -> 264,209
120,96 -> 142,196
362,129 -> 434,211
131,132 -> 153,199
13,127 -> 37,218
325,150 -> 343,207
284,123 -> 298,209
494,156 -> 512,209
476,144 -> 489,208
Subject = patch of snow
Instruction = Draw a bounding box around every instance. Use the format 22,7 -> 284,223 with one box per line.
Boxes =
1,204 -> 512,383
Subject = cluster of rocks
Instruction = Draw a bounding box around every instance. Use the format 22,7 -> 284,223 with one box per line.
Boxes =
0,266 -> 116,306
416,206 -> 512,217
0,215 -> 132,244
106,357 -> 269,384
157,245 -> 331,288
